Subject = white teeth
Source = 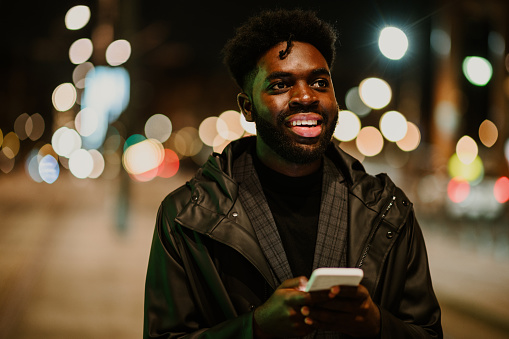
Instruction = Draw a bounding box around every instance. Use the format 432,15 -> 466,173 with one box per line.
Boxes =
291,120 -> 318,126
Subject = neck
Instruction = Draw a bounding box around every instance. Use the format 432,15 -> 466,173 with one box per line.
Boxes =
255,140 -> 322,177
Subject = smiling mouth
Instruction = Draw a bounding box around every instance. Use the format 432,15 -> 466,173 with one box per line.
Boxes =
287,120 -> 322,127
284,116 -> 324,138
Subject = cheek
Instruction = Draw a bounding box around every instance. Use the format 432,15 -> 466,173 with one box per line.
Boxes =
255,96 -> 287,116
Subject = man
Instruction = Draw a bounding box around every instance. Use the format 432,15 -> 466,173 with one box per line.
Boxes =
144,9 -> 442,338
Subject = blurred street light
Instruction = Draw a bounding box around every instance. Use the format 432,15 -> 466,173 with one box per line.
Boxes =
378,27 -> 409,60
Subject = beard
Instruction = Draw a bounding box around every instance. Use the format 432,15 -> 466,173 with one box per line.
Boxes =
252,107 -> 338,164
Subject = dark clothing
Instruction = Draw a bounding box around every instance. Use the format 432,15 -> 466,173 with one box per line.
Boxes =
143,136 -> 442,338
253,153 -> 322,278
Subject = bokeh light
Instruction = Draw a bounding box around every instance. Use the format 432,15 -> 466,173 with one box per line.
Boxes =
69,38 -> 93,65
199,117 -> 221,147
345,87 -> 371,117
488,31 -> 505,56
378,27 -> 409,60
212,135 -> 230,153
448,153 -> 484,183
69,149 -> 94,179
130,169 -> 159,182
379,110 -> 408,142
430,28 -> 451,56
38,144 -> 57,158
217,110 -> 245,141
172,127 -> 202,157
39,155 -> 60,184
27,113 -> 45,141
2,132 -> 20,159
157,149 -> 180,178
52,127 -> 82,158
434,101 -> 459,136
494,177 -> 509,203
356,126 -> 384,157
359,78 -> 392,110
73,62 -> 94,89
240,114 -> 257,135
145,114 -> 172,142
123,138 -> 164,175
447,177 -> 470,203
88,149 -> 105,179
123,134 -> 146,152
462,56 -> 493,86
14,113 -> 30,140
456,135 -> 478,164
80,66 -> 130,150
333,110 -> 361,142
52,83 -> 77,112
446,178 -> 504,219
105,40 -> 132,66
0,150 -> 15,174
65,5 -> 91,30
396,121 -> 421,151
478,119 -> 498,147
75,108 -> 99,137
26,151 -> 43,183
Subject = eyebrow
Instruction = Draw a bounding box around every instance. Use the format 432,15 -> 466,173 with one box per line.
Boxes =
264,68 -> 331,82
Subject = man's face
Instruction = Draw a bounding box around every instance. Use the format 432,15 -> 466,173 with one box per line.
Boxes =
245,41 -> 339,164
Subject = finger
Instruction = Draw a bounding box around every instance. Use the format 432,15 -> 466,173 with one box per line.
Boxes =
308,290 -> 333,304
304,308 -> 357,326
330,285 -> 369,300
312,299 -> 365,313
329,285 -> 340,298
301,306 -> 310,317
279,276 -> 308,290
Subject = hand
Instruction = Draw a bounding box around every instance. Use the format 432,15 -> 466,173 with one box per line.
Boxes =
253,277 -> 314,338
302,284 -> 380,338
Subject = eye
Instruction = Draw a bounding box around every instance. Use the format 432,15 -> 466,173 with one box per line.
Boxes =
313,79 -> 329,88
269,82 -> 289,91
270,82 -> 287,90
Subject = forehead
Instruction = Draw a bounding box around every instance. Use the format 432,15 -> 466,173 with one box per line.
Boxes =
255,41 -> 330,81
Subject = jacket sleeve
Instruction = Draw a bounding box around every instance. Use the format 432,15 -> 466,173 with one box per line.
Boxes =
377,211 -> 442,339
143,200 -> 255,339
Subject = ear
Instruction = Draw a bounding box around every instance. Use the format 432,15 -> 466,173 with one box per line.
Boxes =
237,92 -> 254,122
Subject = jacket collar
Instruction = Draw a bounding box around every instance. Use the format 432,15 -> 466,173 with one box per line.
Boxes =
175,137 -> 411,285
176,134 -> 407,237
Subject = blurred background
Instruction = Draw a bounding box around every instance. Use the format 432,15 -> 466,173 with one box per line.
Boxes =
1,0 -> 509,338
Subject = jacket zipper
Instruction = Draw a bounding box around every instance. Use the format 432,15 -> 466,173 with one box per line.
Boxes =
357,195 -> 396,268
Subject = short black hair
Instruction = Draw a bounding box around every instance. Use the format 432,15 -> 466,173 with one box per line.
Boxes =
222,8 -> 338,91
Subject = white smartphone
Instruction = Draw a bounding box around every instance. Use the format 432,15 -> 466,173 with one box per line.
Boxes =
304,267 -> 364,292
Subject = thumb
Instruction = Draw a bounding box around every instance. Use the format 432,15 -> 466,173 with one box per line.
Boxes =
278,276 -> 308,291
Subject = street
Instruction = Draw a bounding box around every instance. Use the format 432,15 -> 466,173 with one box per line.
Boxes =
1,168 -> 508,338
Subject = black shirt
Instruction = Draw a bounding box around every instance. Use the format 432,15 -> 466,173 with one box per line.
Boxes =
253,154 -> 322,278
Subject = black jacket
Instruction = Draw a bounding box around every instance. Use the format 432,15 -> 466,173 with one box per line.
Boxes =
144,137 -> 442,338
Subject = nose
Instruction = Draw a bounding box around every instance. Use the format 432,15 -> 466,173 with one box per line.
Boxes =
289,82 -> 318,108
